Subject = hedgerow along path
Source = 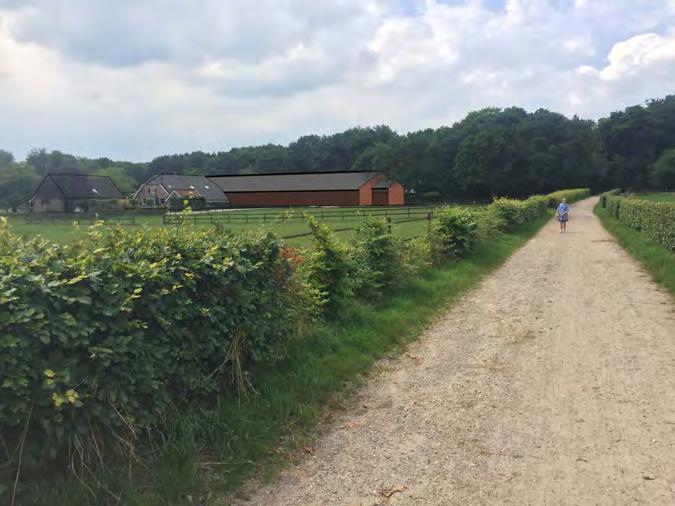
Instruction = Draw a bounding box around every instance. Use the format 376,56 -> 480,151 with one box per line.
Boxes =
233,197 -> 675,505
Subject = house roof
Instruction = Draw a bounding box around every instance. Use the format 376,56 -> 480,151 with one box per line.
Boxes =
146,174 -> 229,201
209,171 -> 382,192
167,189 -> 202,199
48,174 -> 124,199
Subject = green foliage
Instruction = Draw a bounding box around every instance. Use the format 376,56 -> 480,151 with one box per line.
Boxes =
0,189 -> 564,502
0,162 -> 40,211
302,214 -> 355,317
432,206 -> 479,258
353,218 -> 402,299
595,203 -> 675,294
547,188 -> 590,207
490,197 -> 526,230
0,220 -> 302,470
598,96 -> 675,190
652,149 -> 675,189
603,191 -> 675,250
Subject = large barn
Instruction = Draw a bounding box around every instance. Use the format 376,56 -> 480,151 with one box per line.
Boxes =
208,171 -> 404,207
29,174 -> 126,212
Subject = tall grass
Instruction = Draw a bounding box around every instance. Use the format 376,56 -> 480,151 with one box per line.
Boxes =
19,213 -> 553,506
595,202 -> 675,293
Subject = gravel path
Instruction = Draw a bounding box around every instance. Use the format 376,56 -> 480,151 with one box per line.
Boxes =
233,198 -> 675,505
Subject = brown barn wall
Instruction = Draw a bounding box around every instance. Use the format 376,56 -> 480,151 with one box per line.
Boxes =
372,189 -> 388,206
358,174 -> 384,205
226,190 -> 360,207
388,182 -> 405,205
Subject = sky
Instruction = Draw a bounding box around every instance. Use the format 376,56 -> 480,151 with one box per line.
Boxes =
0,0 -> 674,162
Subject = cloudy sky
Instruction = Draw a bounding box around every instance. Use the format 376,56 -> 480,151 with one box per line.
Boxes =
1,0 -> 674,161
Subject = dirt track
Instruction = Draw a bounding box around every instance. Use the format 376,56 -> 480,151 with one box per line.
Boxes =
234,198 -> 675,505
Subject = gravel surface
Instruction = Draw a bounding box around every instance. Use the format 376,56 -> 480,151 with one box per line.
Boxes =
231,198 -> 675,505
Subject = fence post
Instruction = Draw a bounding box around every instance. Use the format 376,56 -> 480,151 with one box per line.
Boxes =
387,216 -> 392,234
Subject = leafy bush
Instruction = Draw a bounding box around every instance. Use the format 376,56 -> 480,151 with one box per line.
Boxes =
600,188 -> 621,208
522,195 -> 549,221
490,198 -> 526,230
353,218 -> 402,299
0,220 -> 302,469
547,188 -> 590,207
474,205 -> 506,239
432,206 -> 479,258
301,214 -> 355,317
602,193 -> 675,250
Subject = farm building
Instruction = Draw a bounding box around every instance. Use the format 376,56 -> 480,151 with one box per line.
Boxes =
208,171 -> 404,207
372,179 -> 405,206
133,174 -> 229,209
29,173 -> 126,213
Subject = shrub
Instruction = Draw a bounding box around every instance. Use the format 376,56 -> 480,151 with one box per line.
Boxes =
490,198 -> 526,230
432,206 -> 479,258
474,205 -> 507,239
522,195 -> 549,221
0,221 -> 303,469
353,218 -> 402,299
301,214 -> 355,317
600,189 -> 621,209
601,193 -> 675,250
547,188 -> 590,207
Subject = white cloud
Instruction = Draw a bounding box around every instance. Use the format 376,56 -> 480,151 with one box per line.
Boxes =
0,0 -> 674,161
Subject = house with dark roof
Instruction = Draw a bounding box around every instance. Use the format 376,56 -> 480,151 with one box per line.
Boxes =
133,174 -> 230,209
29,174 -> 126,213
208,171 -> 404,207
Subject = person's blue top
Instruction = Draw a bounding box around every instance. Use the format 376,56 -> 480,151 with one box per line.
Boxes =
557,202 -> 569,216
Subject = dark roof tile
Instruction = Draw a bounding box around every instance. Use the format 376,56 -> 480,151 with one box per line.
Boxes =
49,174 -> 124,199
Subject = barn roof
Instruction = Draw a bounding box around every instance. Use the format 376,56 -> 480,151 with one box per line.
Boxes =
374,179 -> 394,189
48,174 -> 124,199
209,171 -> 381,192
143,174 -> 229,201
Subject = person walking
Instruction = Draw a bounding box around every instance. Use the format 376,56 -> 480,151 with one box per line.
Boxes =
556,198 -> 570,233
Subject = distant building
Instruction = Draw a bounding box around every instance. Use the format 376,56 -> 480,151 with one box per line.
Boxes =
372,179 -> 405,206
133,174 -> 229,209
208,171 -> 404,207
29,174 -> 126,213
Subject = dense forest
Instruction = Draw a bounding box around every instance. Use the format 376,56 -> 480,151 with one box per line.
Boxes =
1,95 -> 674,210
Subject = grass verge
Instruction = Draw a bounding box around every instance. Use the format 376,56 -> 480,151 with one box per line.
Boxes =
594,202 -> 675,294
20,212 -> 552,506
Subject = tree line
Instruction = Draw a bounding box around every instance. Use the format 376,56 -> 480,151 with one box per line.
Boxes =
1,95 -> 674,211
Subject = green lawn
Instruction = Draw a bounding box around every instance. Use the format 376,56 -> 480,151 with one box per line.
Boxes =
5,206 -> 438,246
636,192 -> 675,202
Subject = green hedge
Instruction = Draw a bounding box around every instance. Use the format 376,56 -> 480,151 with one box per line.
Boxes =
0,191 -> 557,485
489,195 -> 548,231
602,192 -> 675,251
0,221 -> 303,469
547,188 -> 591,207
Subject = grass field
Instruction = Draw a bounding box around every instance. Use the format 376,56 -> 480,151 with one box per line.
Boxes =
636,192 -> 675,202
4,206 -> 439,246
